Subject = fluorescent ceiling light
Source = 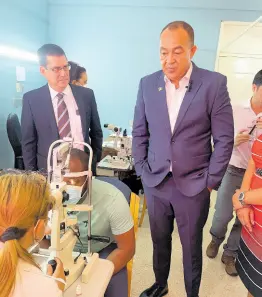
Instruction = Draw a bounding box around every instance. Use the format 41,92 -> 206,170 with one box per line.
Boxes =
0,45 -> 38,62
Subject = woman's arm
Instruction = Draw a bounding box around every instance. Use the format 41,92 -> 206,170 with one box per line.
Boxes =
233,158 -> 255,210
232,158 -> 256,232
244,188 -> 262,205
107,228 -> 135,274
240,158 -> 256,191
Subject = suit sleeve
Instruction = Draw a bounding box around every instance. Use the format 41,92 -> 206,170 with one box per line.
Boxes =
207,76 -> 234,190
21,94 -> 38,170
89,90 -> 103,164
132,79 -> 150,176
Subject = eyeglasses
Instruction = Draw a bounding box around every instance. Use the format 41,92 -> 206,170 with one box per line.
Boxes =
47,64 -> 71,73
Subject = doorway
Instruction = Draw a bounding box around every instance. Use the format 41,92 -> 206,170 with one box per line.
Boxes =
215,19 -> 262,105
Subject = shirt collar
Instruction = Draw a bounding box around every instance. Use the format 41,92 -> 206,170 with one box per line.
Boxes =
164,62 -> 193,84
48,84 -> 71,100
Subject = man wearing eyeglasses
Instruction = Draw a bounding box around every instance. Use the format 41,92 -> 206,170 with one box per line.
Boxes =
21,44 -> 103,174
206,70 -> 262,277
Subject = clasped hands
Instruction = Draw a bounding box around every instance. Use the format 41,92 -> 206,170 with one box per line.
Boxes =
232,189 -> 254,232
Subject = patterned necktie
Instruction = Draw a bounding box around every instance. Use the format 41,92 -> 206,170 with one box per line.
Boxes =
57,93 -> 72,138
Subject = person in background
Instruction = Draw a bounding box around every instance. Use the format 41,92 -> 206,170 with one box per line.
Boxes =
132,21 -> 234,297
74,66 -> 88,87
69,61 -> 79,83
0,170 -> 65,297
206,70 -> 262,277
69,61 -> 88,87
21,44 -> 102,174
43,148 -> 135,297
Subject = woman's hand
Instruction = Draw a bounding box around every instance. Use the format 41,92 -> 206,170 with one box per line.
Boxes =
236,207 -> 255,232
47,257 -> 66,291
232,189 -> 244,211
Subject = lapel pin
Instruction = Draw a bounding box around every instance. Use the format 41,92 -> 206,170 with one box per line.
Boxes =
158,87 -> 163,91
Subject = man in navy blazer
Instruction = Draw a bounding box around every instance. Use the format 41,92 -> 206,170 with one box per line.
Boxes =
21,44 -> 103,173
132,22 -> 234,297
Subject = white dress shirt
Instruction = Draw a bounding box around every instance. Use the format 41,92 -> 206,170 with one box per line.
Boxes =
230,101 -> 262,169
49,85 -> 84,149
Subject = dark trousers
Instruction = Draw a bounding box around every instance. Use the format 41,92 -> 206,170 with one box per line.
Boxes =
143,175 -> 210,297
99,243 -> 128,297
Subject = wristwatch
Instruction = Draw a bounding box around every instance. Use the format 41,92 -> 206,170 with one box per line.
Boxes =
238,192 -> 246,206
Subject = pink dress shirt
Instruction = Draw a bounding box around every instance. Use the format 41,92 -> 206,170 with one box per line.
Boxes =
165,63 -> 193,171
165,63 -> 193,134
230,102 -> 262,169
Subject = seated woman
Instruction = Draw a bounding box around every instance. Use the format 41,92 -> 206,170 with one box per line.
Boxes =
0,170 -> 65,297
233,133 -> 262,297
45,148 -> 135,297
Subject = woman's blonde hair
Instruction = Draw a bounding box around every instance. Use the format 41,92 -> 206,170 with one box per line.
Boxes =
0,170 -> 53,297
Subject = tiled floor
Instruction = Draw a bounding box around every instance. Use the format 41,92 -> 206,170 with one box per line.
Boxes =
131,193 -> 247,297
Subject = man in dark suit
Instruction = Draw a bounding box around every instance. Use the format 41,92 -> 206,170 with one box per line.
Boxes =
21,44 -> 103,173
132,22 -> 234,297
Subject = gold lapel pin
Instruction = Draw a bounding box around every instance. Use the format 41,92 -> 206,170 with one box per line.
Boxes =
158,87 -> 163,91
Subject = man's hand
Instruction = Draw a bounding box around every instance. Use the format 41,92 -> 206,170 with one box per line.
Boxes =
236,207 -> 255,233
232,189 -> 243,211
234,130 -> 250,147
208,187 -> 212,193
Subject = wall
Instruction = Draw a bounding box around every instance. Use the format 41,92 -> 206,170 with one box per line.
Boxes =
48,0 -> 262,134
0,0 -> 48,168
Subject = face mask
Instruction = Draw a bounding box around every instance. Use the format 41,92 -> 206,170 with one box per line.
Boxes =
66,185 -> 83,204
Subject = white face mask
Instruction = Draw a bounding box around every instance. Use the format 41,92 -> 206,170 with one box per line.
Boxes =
66,185 -> 83,204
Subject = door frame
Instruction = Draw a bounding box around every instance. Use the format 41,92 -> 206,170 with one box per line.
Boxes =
215,19 -> 262,71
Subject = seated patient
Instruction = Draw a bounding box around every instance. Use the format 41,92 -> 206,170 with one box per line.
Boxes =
53,148 -> 135,297
0,170 -> 65,297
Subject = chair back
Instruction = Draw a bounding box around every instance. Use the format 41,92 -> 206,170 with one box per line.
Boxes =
6,113 -> 24,169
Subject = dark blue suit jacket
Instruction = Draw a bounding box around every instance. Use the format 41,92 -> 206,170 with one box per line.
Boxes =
21,84 -> 103,171
132,64 -> 234,197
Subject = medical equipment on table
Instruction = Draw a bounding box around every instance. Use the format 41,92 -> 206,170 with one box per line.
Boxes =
104,123 -> 132,158
104,123 -> 122,150
104,123 -> 121,133
32,138 -> 113,295
98,155 -> 132,171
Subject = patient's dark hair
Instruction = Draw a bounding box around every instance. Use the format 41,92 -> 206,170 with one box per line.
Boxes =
70,148 -> 90,171
253,70 -> 262,87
